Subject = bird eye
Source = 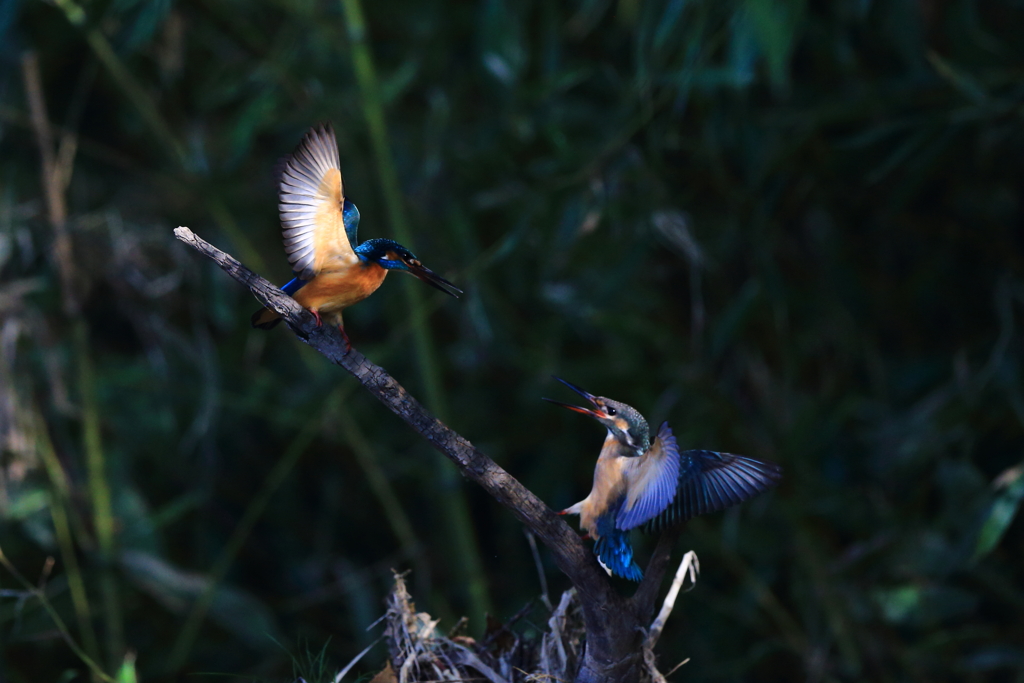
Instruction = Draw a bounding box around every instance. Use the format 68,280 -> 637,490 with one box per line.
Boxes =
605,406 -> 617,416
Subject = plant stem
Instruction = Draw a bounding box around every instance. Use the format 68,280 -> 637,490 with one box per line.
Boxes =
165,398 -> 322,671
23,47 -> 121,674
54,0 -> 186,165
335,403 -> 421,556
0,549 -> 116,683
76,322 -> 124,668
35,408 -> 101,668
339,0 -> 492,626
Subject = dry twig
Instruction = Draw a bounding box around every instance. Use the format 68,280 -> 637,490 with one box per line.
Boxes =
642,551 -> 699,683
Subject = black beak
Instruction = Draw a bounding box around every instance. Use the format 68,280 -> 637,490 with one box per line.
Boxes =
542,376 -> 607,419
407,261 -> 462,298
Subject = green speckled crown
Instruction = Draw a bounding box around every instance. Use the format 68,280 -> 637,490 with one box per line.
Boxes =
597,397 -> 650,454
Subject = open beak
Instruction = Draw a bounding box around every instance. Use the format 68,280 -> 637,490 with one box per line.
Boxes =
407,261 -> 463,298
542,376 -> 607,419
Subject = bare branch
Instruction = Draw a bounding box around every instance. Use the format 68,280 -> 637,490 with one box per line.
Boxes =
526,530 -> 553,612
22,51 -> 77,314
174,226 -> 688,683
173,226 -> 608,589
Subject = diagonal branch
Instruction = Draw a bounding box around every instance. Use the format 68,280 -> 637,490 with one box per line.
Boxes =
173,226 -> 608,590
174,226 -> 685,682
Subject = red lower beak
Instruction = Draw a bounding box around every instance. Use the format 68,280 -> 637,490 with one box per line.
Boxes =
542,377 -> 608,419
541,398 -> 606,420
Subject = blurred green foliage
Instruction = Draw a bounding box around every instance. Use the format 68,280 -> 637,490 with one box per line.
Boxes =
2,0 -> 1024,681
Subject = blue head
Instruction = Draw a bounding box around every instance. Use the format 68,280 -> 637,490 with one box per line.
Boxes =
354,238 -> 462,298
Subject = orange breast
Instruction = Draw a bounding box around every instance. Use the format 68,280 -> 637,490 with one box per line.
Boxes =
293,261 -> 388,313
578,456 -> 627,539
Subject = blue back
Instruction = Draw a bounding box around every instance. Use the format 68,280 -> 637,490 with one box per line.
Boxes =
342,199 -> 360,247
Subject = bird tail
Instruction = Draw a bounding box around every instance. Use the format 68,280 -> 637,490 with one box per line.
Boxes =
251,307 -> 282,329
593,529 -> 643,582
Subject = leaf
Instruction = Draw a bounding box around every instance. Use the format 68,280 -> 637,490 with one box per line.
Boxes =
380,60 -> 419,105
874,585 -> 921,623
120,550 -> 281,649
4,488 -> 49,520
973,462 -> 1024,562
743,0 -> 804,89
710,279 -> 761,359
115,653 -> 138,683
0,0 -> 22,45
873,584 -> 977,625
479,0 -> 526,85
653,0 -> 688,54
117,0 -> 174,51
927,51 -> 988,104
369,661 -> 397,683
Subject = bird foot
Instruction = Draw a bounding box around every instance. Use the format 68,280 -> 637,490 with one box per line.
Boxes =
338,325 -> 352,353
311,310 -> 323,327
556,510 -> 569,516
580,533 -> 591,541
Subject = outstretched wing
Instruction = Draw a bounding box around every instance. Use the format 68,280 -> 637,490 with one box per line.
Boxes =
615,422 -> 681,530
644,450 -> 782,533
279,124 -> 356,280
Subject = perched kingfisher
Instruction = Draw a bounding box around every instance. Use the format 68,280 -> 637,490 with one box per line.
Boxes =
545,377 -> 782,581
251,124 -> 461,347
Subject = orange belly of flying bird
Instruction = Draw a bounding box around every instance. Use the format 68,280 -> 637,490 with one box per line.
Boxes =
573,436 -> 629,540
293,261 -> 388,327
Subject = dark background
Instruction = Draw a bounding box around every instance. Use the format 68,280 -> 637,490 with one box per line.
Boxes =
2,0 -> 1024,681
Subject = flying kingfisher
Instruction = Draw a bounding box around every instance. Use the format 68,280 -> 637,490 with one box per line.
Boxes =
251,124 -> 461,347
545,377 -> 782,581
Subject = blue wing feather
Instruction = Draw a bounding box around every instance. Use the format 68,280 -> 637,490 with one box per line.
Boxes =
644,450 -> 782,533
615,423 -> 681,530
281,277 -> 307,295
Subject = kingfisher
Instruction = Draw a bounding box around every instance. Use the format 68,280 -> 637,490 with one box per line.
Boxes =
251,124 -> 461,347
545,377 -> 782,581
